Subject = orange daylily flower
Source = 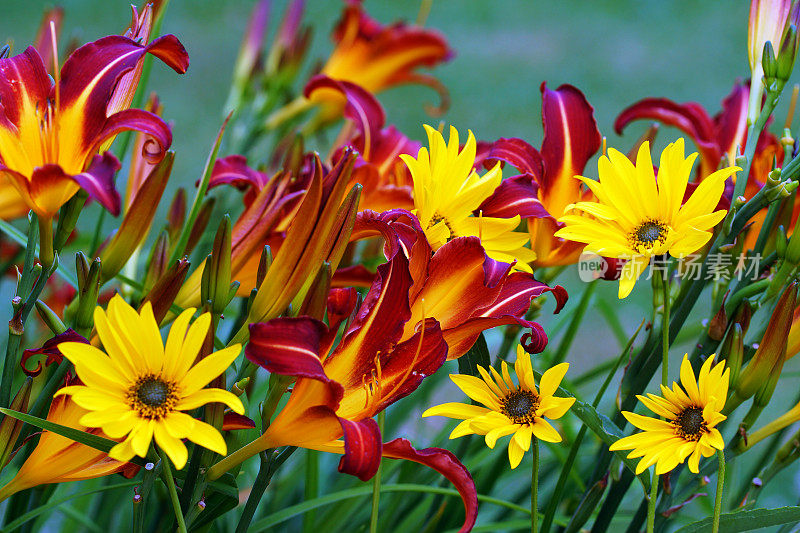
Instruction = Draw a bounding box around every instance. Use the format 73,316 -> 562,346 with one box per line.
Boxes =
0,376 -> 138,502
307,0 -> 452,123
308,75 -> 418,212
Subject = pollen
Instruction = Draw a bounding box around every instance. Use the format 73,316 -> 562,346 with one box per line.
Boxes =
500,390 -> 540,425
127,374 -> 178,420
673,406 -> 707,441
428,211 -> 456,238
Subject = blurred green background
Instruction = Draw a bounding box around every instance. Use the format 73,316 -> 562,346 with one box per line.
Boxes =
4,0 -> 800,529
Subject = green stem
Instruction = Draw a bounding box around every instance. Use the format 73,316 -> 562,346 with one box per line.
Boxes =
540,320 -> 645,533
532,437 -> 539,533
647,473 -> 658,533
713,450 -> 726,533
552,280 -> 596,365
647,270 -> 670,533
303,450 -> 319,533
661,270 -> 671,388
159,448 -> 187,533
207,436 -> 267,481
370,411 -> 386,533
236,452 -> 273,533
37,217 -> 53,272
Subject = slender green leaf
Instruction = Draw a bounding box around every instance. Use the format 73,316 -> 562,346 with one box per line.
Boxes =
168,113 -> 231,266
0,408 -> 146,467
1,481 -> 139,532
674,506 -> 800,533
250,483 -> 533,530
529,377 -> 651,493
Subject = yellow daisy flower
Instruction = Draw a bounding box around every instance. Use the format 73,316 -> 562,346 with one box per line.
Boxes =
55,295 -> 245,469
401,125 -> 537,272
609,354 -> 729,475
554,139 -> 740,298
423,345 -> 575,468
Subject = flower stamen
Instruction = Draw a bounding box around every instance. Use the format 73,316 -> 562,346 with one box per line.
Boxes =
629,219 -> 668,252
673,406 -> 707,441
500,390 -> 540,425
127,374 -> 178,420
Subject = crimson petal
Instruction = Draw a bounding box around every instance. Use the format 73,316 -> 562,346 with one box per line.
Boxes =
247,317 -> 329,381
337,417 -> 382,481
614,96 -> 721,175
539,82 -> 601,194
383,438 -> 478,533
478,172 -> 550,219
71,152 -> 122,215
21,329 -> 89,377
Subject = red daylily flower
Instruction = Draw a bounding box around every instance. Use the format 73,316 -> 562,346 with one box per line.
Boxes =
0,28 -> 188,219
478,83 -> 602,267
307,0 -> 452,122
348,210 -> 566,358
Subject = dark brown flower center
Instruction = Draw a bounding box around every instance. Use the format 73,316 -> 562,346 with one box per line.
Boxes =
128,374 -> 178,420
629,220 -> 668,251
673,406 -> 707,441
136,378 -> 171,406
501,390 -> 540,425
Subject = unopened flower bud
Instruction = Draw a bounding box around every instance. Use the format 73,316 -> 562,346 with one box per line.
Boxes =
721,323 -> 744,388
297,262 -> 331,320
256,245 -> 272,288
166,188 -> 186,243
777,225 -> 788,258
35,299 -> 68,335
763,40 -> 780,84
233,378 -> 250,396
731,283 -> 796,409
143,231 -> 170,293
201,215 -> 233,315
709,294 -> 728,341
75,257 -> 102,336
0,378 -> 33,471
777,24 -> 799,82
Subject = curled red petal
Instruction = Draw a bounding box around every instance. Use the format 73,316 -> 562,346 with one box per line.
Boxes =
71,152 -> 123,216
247,317 -> 329,381
485,137 -> 544,180
87,108 -> 172,167
21,329 -> 89,377
305,75 -> 386,159
383,438 -> 478,533
478,173 -> 550,220
614,96 -> 721,174
337,417 -> 382,481
520,321 -> 549,354
209,154 -> 270,206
